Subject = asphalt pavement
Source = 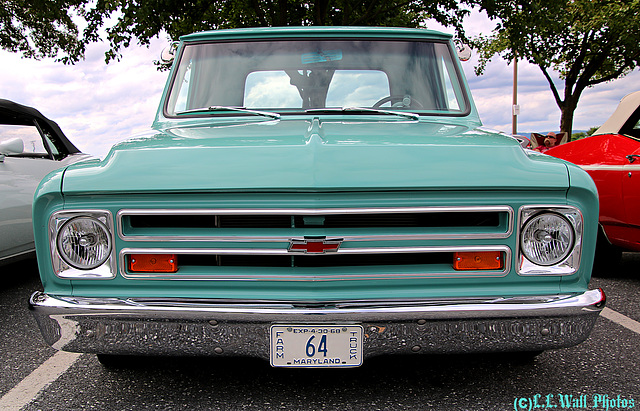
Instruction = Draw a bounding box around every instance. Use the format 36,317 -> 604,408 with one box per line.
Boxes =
1,255 -> 638,410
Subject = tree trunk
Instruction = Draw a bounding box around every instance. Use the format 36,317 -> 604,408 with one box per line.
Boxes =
314,0 -> 330,25
559,94 -> 579,136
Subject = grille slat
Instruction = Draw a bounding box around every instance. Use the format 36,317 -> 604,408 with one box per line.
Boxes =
128,211 -> 501,230
177,252 -> 452,268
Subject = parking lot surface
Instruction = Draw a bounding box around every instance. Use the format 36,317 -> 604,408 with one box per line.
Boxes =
1,256 -> 638,410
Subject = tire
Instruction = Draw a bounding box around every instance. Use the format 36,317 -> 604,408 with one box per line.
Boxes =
500,350 -> 544,364
96,354 -> 130,368
593,227 -> 622,275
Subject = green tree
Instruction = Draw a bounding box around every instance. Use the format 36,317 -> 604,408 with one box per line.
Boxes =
474,0 -> 640,135
83,0 -> 470,63
571,126 -> 599,141
2,0 -> 472,64
1,0 -> 86,63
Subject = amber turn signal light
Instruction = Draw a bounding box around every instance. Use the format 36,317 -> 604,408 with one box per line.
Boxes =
453,251 -> 503,271
129,254 -> 178,273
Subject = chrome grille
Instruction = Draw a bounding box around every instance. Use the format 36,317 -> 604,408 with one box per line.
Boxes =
116,206 -> 514,280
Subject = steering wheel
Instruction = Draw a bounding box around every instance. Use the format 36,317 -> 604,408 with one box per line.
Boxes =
373,95 -> 424,109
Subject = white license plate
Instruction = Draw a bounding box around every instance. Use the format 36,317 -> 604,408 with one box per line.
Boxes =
270,325 -> 363,368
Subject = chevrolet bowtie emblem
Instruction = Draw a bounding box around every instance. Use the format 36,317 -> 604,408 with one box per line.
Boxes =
288,237 -> 343,254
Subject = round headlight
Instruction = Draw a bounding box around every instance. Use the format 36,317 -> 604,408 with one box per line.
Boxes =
57,217 -> 112,269
521,213 -> 574,266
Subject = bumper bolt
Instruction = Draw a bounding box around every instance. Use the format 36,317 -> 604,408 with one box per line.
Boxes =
214,347 -> 223,354
417,319 -> 426,325
411,345 -> 421,352
541,328 -> 551,336
208,320 -> 218,327
85,330 -> 95,338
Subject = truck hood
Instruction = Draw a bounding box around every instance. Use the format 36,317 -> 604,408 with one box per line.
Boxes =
61,118 -> 569,194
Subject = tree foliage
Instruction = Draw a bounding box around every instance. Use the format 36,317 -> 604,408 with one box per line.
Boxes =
571,126 -> 599,141
84,0 -> 470,63
474,0 -> 640,135
0,0 -> 86,63
1,0 -> 471,64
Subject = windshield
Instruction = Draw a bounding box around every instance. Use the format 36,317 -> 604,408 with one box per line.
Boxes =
165,39 -> 469,117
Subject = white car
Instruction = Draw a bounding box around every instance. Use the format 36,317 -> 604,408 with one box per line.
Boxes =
0,99 -> 90,264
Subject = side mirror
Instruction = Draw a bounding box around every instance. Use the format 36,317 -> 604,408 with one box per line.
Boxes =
0,138 -> 24,162
456,44 -> 472,62
0,137 -> 24,154
160,41 -> 179,64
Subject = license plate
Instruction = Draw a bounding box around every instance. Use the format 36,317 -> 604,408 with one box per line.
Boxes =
270,325 -> 363,368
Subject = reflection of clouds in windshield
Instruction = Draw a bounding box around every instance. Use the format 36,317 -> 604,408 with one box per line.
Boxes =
243,70 -> 390,109
326,71 -> 389,107
174,63 -> 192,112
244,72 -> 302,108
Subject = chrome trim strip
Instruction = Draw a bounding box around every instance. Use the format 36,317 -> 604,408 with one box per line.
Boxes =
0,248 -> 35,262
30,288 -> 605,318
118,205 -> 514,216
116,206 -> 514,242
580,164 -> 640,171
118,233 -> 509,243
118,245 -> 511,280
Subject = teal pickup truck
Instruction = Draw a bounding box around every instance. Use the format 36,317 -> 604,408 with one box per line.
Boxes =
30,26 -> 604,368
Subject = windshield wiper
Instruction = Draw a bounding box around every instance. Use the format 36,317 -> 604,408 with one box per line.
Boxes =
176,106 -> 281,119
305,107 -> 420,120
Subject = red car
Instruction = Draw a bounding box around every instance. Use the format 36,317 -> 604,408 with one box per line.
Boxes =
547,91 -> 640,260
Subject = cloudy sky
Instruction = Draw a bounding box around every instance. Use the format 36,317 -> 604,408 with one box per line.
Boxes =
0,11 -> 638,158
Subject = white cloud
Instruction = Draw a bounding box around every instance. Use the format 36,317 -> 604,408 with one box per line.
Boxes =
0,17 -> 638,159
0,38 -> 167,158
429,10 -> 640,135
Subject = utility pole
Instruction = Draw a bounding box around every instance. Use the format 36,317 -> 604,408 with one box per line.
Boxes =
512,55 -> 519,135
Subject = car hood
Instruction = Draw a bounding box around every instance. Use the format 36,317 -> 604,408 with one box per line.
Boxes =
61,118 -> 569,194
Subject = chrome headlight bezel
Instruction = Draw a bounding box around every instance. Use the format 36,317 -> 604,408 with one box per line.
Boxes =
49,210 -> 116,279
517,206 -> 583,276
56,216 -> 112,269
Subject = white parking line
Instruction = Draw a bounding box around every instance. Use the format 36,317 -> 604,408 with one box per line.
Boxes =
0,351 -> 81,411
601,307 -> 640,334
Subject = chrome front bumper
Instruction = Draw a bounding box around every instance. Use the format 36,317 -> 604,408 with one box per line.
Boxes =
29,289 -> 605,359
